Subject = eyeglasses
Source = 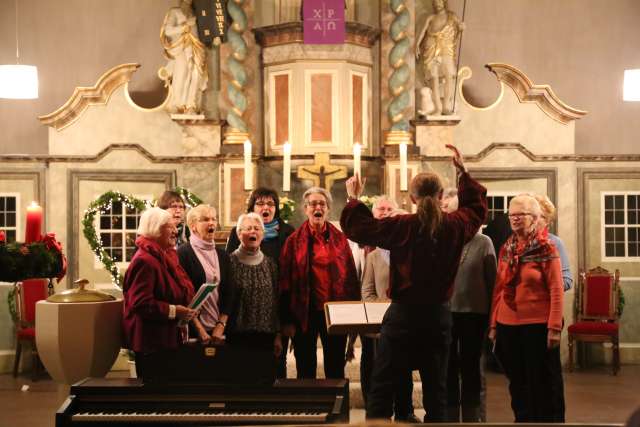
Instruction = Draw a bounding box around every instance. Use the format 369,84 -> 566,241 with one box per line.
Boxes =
306,200 -> 327,208
508,213 -> 531,219
240,225 -> 263,232
255,201 -> 276,208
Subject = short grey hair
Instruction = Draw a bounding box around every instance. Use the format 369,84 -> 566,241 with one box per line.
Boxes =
372,195 -> 398,210
303,186 -> 333,209
236,212 -> 264,237
137,207 -> 172,238
509,195 -> 542,219
186,204 -> 217,230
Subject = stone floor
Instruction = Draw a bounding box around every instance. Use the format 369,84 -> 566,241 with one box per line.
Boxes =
1,364 -> 639,426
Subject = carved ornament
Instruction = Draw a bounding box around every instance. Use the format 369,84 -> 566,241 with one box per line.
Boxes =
253,22 -> 380,49
485,63 -> 587,124
38,63 -> 141,131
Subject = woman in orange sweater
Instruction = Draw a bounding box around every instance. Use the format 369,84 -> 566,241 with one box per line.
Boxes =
488,194 -> 564,422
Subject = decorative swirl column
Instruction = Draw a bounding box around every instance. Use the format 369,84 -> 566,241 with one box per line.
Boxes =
224,0 -> 249,143
387,0 -> 411,134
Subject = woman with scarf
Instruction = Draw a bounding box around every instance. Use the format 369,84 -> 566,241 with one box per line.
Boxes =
488,194 -> 565,422
280,187 -> 360,379
178,204 -> 235,344
122,207 -> 197,382
226,187 -> 294,377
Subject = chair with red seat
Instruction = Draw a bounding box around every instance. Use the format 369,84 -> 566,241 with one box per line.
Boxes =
13,279 -> 48,380
567,266 -> 620,375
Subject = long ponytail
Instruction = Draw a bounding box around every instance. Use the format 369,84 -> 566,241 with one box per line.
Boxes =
410,172 -> 444,238
417,196 -> 442,238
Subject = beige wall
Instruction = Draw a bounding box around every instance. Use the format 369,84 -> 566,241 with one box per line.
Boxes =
1,0 -> 640,155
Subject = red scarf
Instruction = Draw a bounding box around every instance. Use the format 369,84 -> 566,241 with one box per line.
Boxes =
135,236 -> 194,303
280,220 -> 359,332
498,227 -> 557,308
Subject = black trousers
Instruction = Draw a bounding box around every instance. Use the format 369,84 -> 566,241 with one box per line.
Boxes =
495,323 -> 565,422
361,334 -> 414,419
367,302 -> 452,422
292,309 -> 347,379
446,312 -> 488,422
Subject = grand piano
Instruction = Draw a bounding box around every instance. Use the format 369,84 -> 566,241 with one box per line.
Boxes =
55,344 -> 350,426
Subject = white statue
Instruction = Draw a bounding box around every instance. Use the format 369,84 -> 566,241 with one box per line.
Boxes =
418,86 -> 436,117
416,0 -> 464,116
159,0 -> 208,115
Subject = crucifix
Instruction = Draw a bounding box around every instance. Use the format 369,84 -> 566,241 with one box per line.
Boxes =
297,152 -> 347,190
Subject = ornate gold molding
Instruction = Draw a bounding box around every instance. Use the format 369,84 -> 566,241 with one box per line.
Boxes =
485,63 -> 587,124
38,63 -> 141,131
253,22 -> 380,48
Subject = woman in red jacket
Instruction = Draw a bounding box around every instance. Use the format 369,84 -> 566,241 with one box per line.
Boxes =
488,194 -> 564,422
279,187 -> 360,379
122,207 -> 197,382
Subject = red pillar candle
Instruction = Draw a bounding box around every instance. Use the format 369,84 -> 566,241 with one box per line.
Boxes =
25,201 -> 43,243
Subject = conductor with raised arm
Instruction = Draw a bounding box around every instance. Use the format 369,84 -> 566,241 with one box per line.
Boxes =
340,145 -> 487,422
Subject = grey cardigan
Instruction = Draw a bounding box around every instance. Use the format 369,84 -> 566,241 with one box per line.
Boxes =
449,232 -> 497,314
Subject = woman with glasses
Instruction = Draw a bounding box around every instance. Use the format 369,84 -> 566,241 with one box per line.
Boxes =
227,213 -> 282,370
157,190 -> 189,247
279,187 -> 360,379
178,204 -> 235,345
488,195 -> 565,422
226,187 -> 294,377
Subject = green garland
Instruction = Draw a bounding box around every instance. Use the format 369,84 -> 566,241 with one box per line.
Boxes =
278,196 -> 296,223
83,188 -> 203,288
82,191 -> 149,288
0,241 -> 64,282
174,186 -> 203,208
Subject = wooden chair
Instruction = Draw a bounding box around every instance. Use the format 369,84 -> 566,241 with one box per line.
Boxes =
13,279 -> 48,380
567,266 -> 620,375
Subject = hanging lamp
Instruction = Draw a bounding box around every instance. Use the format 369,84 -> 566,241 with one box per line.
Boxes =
0,0 -> 38,99
623,69 -> 640,102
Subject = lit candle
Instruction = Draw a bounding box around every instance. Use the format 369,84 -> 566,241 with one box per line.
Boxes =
244,139 -> 253,190
353,142 -> 361,179
283,142 -> 291,192
25,201 -> 43,243
399,143 -> 408,191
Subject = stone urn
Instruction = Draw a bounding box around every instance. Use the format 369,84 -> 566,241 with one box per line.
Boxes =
35,279 -> 122,384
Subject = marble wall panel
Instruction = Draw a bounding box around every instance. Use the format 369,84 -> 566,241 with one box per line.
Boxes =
275,74 -> 290,146
311,74 -> 334,142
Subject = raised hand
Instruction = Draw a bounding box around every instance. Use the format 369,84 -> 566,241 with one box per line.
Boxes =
346,173 -> 366,200
445,144 -> 466,174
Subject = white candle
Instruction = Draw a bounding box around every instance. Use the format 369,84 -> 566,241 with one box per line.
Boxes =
353,142 -> 361,179
399,143 -> 408,191
244,139 -> 253,190
283,142 -> 291,192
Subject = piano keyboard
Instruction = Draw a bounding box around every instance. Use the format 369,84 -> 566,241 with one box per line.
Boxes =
57,378 -> 349,426
72,409 -> 328,423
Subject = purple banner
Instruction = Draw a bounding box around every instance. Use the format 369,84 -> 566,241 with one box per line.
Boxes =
303,0 -> 345,44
